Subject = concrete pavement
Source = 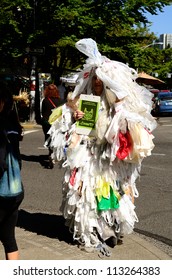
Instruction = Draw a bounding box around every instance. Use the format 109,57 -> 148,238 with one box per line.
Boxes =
0,226 -> 171,260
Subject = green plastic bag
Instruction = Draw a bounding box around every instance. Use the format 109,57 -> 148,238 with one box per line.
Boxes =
97,187 -> 119,211
48,106 -> 62,124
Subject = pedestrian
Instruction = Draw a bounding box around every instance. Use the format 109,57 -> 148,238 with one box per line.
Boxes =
0,83 -> 24,260
48,39 -> 157,254
41,83 -> 64,168
57,79 -> 67,101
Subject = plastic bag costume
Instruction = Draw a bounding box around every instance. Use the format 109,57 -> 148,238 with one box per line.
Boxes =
48,38 -> 157,251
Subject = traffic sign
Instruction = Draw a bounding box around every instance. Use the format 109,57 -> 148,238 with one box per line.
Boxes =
25,47 -> 45,55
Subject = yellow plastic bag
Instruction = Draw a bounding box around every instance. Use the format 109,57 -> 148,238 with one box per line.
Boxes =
48,106 -> 62,124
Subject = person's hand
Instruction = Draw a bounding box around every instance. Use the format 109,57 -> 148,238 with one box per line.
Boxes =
73,110 -> 84,120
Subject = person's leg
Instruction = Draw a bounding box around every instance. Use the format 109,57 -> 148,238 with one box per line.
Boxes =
42,121 -> 54,168
6,250 -> 19,260
48,147 -> 55,169
0,198 -> 21,260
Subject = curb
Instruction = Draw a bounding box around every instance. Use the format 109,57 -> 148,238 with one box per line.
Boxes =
21,122 -> 42,130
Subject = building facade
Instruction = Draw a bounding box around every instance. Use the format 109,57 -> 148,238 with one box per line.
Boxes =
159,33 -> 172,49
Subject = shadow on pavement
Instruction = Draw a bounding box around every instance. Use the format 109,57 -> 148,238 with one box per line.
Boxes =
17,209 -> 74,244
135,228 -> 172,247
21,154 -> 51,169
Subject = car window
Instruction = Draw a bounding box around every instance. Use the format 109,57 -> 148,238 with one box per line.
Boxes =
160,96 -> 172,101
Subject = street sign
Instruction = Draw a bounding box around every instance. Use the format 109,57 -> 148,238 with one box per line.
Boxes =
25,47 -> 45,55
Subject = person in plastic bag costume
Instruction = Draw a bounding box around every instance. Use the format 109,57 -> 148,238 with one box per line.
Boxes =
48,38 -> 157,253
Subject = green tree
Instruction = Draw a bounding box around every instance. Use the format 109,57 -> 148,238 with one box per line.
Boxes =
153,47 -> 172,88
0,1 -> 31,61
0,0 -> 172,76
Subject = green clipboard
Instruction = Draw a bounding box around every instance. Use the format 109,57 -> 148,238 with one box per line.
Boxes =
76,94 -> 100,136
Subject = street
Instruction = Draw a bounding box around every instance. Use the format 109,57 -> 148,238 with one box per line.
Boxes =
19,117 -> 172,252
135,117 -> 172,247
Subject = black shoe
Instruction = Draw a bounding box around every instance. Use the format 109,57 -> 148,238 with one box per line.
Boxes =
105,236 -> 117,248
117,238 -> 124,245
48,156 -> 54,169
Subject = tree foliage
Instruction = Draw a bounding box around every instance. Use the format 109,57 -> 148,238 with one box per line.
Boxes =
0,0 -> 172,77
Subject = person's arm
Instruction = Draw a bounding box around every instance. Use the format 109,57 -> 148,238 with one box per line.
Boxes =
41,99 -> 46,118
0,129 -> 9,177
0,143 -> 7,177
7,133 -> 22,169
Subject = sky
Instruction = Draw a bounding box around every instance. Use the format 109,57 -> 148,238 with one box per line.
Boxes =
145,4 -> 172,37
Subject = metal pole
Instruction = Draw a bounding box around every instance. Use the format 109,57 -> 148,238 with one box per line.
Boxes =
29,56 -> 37,122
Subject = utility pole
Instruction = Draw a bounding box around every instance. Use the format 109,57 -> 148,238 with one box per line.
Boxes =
28,0 -> 42,124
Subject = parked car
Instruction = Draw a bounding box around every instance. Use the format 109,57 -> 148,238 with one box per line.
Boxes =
153,91 -> 172,116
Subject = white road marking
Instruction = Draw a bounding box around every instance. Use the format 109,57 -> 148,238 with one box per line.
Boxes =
24,130 -> 40,135
142,165 -> 164,171
152,153 -> 166,156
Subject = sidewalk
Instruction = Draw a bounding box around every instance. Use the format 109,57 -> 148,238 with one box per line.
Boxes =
0,226 -> 171,260
21,121 -> 42,130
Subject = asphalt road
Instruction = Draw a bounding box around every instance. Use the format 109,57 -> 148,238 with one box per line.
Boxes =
135,117 -> 172,246
20,128 -> 64,215
19,117 -> 172,252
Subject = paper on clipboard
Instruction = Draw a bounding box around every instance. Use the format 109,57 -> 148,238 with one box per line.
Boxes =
76,94 -> 100,136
